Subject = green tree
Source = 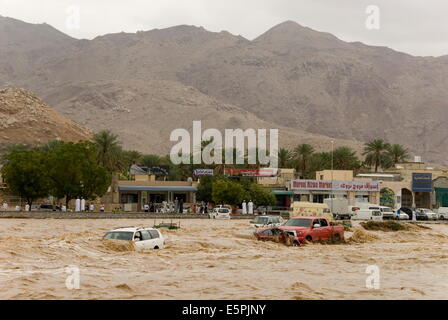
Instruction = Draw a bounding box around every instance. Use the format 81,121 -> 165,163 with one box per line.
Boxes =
387,144 -> 410,165
46,142 -> 111,207
245,183 -> 276,207
294,144 -> 315,178
278,148 -> 292,168
0,149 -> 50,207
196,175 -> 220,202
333,146 -> 361,171
363,139 -> 391,172
93,130 -> 123,172
211,179 -> 244,206
140,154 -> 162,168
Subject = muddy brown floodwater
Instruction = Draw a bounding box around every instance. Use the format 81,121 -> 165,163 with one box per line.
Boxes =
0,218 -> 447,299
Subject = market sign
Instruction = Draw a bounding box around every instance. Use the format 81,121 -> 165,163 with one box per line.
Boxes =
194,169 -> 214,176
291,180 -> 380,192
412,173 -> 433,192
224,168 -> 279,177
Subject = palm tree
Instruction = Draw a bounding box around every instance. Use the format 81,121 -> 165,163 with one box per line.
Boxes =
93,130 -> 123,172
363,139 -> 390,172
387,144 -> 410,165
333,146 -> 361,171
278,148 -> 292,168
140,154 -> 162,168
294,144 -> 314,178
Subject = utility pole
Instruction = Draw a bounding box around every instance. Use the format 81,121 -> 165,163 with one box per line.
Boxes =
331,140 -> 334,215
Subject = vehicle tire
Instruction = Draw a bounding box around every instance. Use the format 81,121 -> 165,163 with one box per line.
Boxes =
305,235 -> 312,242
154,246 -> 159,249
332,233 -> 341,242
440,215 -> 445,220
292,240 -> 300,247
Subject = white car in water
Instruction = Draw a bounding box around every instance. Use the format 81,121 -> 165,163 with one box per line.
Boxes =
103,227 -> 165,250
209,207 -> 231,219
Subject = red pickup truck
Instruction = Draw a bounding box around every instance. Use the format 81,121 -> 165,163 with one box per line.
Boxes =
279,216 -> 344,243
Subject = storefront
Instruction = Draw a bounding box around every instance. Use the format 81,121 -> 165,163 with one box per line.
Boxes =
117,184 -> 197,211
290,179 -> 380,205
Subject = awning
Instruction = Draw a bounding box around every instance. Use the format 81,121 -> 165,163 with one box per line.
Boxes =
119,186 -> 197,192
272,190 -> 294,196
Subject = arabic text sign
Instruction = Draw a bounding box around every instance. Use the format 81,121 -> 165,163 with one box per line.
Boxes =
291,180 -> 380,192
412,173 -> 432,192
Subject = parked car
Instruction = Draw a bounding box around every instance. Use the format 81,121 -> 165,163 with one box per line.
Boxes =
415,208 -> 438,221
379,206 -> 395,220
279,216 -> 344,243
436,207 -> 448,220
254,228 -> 300,246
103,227 -> 164,250
395,210 -> 410,220
209,207 -> 231,219
250,215 -> 284,228
31,204 -> 61,211
400,207 -> 417,220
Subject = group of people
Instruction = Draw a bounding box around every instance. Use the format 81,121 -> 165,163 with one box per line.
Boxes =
74,198 -> 105,212
143,198 -> 185,214
241,200 -> 255,214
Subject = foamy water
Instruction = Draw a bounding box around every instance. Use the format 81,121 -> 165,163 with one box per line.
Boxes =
0,219 -> 447,299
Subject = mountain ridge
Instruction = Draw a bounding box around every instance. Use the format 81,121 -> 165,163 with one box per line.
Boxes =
1,17 -> 447,165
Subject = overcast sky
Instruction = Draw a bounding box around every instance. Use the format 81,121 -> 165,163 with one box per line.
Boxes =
1,0 -> 447,57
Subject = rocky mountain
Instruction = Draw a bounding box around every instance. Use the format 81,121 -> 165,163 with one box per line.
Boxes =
0,88 -> 92,147
1,16 -> 447,164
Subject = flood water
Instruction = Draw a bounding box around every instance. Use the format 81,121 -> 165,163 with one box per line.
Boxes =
0,218 -> 447,299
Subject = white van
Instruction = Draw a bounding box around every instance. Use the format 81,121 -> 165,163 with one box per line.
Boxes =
351,209 -> 383,221
379,206 -> 395,220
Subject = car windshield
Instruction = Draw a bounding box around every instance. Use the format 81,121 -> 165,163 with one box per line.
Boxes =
254,216 -> 269,224
284,218 -> 312,227
103,231 -> 134,241
218,209 -> 229,213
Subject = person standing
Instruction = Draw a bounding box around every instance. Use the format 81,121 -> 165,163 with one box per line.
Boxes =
248,200 -> 254,214
242,200 -> 247,215
81,198 -> 86,212
179,198 -> 184,214
25,204 -> 30,212
75,198 -> 81,212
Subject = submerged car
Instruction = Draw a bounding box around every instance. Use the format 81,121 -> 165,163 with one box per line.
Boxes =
103,227 -> 165,250
250,215 -> 284,228
254,228 -> 300,246
279,217 -> 345,243
209,207 -> 231,219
